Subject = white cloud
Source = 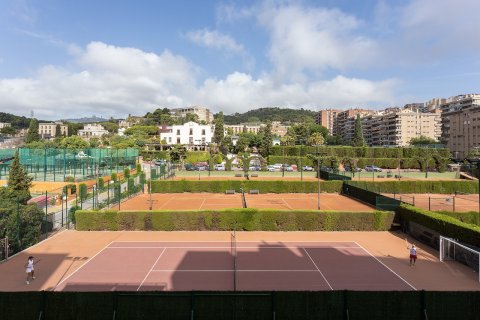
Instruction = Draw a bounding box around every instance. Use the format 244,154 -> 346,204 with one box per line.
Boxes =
10,0 -> 37,24
0,41 -> 397,120
185,29 -> 244,53
257,3 -> 379,79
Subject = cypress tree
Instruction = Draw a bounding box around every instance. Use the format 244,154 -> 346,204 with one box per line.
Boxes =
213,112 -> 225,145
352,114 -> 365,147
55,124 -> 62,137
260,122 -> 273,157
25,118 -> 40,143
7,150 -> 33,204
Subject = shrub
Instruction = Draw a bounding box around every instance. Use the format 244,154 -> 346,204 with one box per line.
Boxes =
75,209 -> 393,231
97,177 -> 105,190
79,183 -> 87,200
111,172 -> 117,182
396,205 -> 480,247
347,180 -> 478,194
124,167 -> 130,179
185,151 -> 210,164
136,163 -> 142,173
151,180 -> 344,193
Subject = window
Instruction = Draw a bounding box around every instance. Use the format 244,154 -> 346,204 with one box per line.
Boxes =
189,129 -> 193,135
168,137 -> 172,143
177,129 -> 180,135
177,137 -> 180,144
189,137 -> 193,144
202,129 -> 205,135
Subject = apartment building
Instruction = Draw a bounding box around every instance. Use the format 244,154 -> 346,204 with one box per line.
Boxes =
441,94 -> 480,159
159,121 -> 214,145
0,123 -> 11,129
38,122 -> 68,139
170,106 -> 213,123
363,108 -> 441,147
271,121 -> 289,137
224,123 -> 264,135
336,109 -> 375,142
316,109 -> 340,134
77,124 -> 109,137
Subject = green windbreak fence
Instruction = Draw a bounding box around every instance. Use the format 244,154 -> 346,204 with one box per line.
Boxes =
0,291 -> 478,320
320,169 -> 352,181
342,181 -> 401,211
0,148 -> 138,181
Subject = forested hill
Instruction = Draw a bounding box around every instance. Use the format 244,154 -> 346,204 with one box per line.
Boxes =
0,112 -> 32,129
223,107 -> 317,124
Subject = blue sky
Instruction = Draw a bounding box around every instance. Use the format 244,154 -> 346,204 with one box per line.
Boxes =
0,0 -> 479,120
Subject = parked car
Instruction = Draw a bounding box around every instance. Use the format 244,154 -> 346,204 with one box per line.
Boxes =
365,165 -> 382,172
267,165 -> 276,172
214,164 -> 225,171
184,163 -> 198,171
302,166 -> 314,171
249,165 -> 261,171
345,166 -> 362,172
320,166 -> 333,172
284,166 -> 294,172
273,164 -> 283,170
155,159 -> 167,166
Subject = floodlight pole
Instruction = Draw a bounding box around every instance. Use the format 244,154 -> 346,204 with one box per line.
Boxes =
316,145 -> 321,210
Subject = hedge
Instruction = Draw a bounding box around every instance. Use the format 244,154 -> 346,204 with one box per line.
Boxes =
435,211 -> 480,226
269,146 -> 451,158
185,151 -> 210,164
347,180 -> 478,194
75,209 -> 393,231
396,205 -> 480,247
150,180 -> 344,193
140,150 -> 170,161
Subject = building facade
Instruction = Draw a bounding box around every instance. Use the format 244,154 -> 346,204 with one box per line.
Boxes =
271,121 -> 289,137
363,108 -> 441,147
441,94 -> 480,159
159,121 -> 214,145
170,106 -> 213,123
316,109 -> 340,134
0,123 -> 11,129
78,124 -> 109,137
336,109 -> 374,142
224,124 -> 264,135
38,122 -> 68,139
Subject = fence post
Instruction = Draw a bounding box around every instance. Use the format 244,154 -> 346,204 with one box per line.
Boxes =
428,197 -> 431,211
190,292 -> 195,320
45,190 -> 48,237
413,196 -> 415,206
453,196 -> 455,213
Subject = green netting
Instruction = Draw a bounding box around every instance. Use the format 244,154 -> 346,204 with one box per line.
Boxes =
376,196 -> 402,211
320,170 -> 352,181
425,291 -> 480,319
275,291 -> 344,319
116,294 -> 191,320
1,148 -> 138,182
45,292 -> 114,320
347,291 -> 422,320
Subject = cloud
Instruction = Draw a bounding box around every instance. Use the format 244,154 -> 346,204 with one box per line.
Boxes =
185,29 -> 245,53
16,29 -> 69,48
10,0 -> 37,24
0,41 -> 397,120
257,3 -> 379,79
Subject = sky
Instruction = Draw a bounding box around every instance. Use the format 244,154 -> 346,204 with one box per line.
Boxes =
0,0 -> 479,120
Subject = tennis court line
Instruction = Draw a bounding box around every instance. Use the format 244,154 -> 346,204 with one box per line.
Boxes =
106,246 -> 362,249
137,248 -> 166,291
53,240 -> 115,290
353,241 -> 417,291
110,240 -> 361,243
303,248 -> 333,290
280,198 -> 293,210
151,269 -> 319,272
199,198 -> 206,209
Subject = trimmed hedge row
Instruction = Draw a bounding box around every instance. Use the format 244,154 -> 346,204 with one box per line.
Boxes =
75,209 -> 393,231
347,180 -> 478,194
396,205 -> 480,247
435,211 -> 480,226
140,150 -> 169,161
268,156 -> 445,170
150,180 -> 344,193
270,146 -> 451,158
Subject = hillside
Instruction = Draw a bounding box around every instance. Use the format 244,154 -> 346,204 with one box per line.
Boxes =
222,107 -> 317,124
0,112 -> 33,129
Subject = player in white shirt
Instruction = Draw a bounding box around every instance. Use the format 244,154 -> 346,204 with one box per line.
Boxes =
25,256 -> 37,284
406,240 -> 417,266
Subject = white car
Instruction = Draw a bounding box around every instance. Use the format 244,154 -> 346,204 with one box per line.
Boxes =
272,164 -> 283,170
214,164 -> 225,171
267,165 -> 276,172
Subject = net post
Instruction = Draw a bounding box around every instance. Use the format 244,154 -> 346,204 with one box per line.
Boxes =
452,197 -> 455,213
428,197 -> 431,211
413,196 -> 415,206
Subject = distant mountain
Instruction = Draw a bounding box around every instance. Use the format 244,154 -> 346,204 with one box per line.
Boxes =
0,112 -> 34,129
222,107 -> 317,125
62,116 -> 109,123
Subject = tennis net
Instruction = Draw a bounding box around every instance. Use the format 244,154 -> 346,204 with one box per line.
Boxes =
241,189 -> 247,208
455,191 -> 479,203
231,230 -> 237,291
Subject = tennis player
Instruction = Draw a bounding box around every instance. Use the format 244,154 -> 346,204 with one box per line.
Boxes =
406,240 -> 417,266
25,256 -> 37,284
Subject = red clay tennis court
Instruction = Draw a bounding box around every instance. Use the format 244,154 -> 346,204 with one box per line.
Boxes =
119,193 -> 375,211
54,239 -> 414,292
383,193 -> 479,212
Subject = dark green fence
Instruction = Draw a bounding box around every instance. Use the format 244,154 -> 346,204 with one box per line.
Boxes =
319,169 -> 352,181
342,181 -> 400,211
0,291 -> 478,320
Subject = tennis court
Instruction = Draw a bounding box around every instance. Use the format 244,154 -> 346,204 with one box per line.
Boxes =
383,193 -> 480,212
119,193 -> 375,211
53,239 -> 414,291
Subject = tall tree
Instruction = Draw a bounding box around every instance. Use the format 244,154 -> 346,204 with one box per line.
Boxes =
213,112 -> 225,145
352,114 -> 365,147
308,132 -> 325,146
7,150 -> 33,204
260,122 -> 273,157
55,124 -> 62,137
25,118 -> 40,143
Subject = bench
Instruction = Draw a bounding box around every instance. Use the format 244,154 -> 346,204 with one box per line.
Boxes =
234,173 -> 242,177
377,175 -> 385,178
251,173 -> 258,177
249,189 -> 260,194
395,175 -> 402,179
225,190 -> 236,194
